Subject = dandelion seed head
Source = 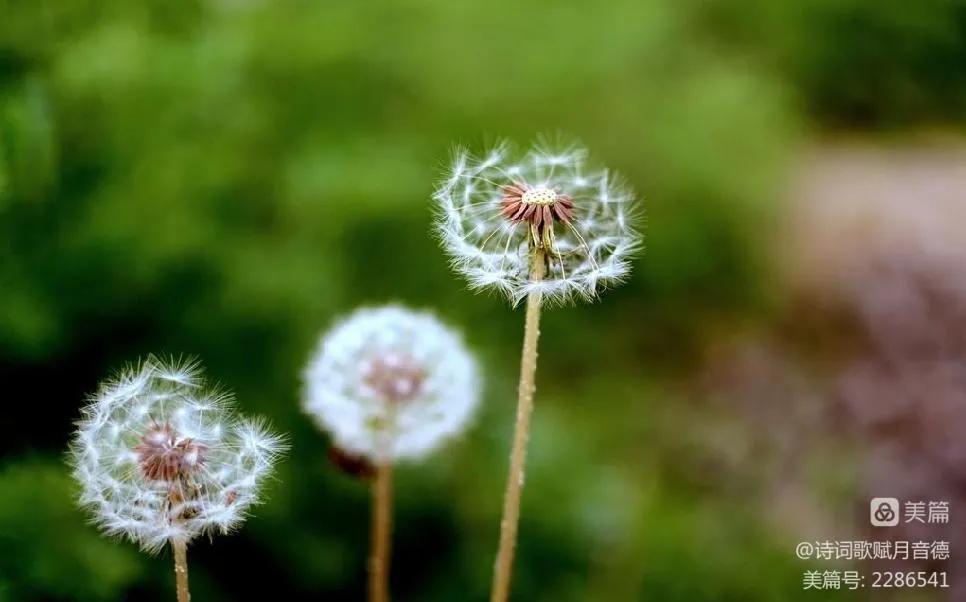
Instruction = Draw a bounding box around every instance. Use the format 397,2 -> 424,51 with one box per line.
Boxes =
302,305 -> 481,463
68,356 -> 286,553
433,138 -> 642,305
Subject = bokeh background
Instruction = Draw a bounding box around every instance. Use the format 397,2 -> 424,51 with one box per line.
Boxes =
1,0 -> 964,600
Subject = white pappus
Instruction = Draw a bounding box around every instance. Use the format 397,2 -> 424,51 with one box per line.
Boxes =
302,305 -> 481,463
434,139 -> 642,305
69,356 -> 287,553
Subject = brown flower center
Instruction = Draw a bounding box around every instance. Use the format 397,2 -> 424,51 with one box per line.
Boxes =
134,423 -> 207,482
500,181 -> 575,250
362,353 -> 426,404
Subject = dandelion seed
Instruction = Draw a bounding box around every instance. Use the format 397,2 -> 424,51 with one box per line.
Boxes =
302,305 -> 481,602
433,137 -> 643,602
302,305 -> 480,463
434,138 -> 642,305
68,355 -> 287,602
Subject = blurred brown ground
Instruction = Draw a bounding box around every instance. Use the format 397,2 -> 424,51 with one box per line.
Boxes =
786,138 -> 966,289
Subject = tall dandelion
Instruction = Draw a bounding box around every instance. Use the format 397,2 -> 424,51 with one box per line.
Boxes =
434,139 -> 641,601
69,356 -> 287,602
303,305 -> 481,602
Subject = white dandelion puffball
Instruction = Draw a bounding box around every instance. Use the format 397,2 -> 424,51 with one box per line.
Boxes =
69,356 -> 286,553
303,305 -> 480,463
434,139 -> 642,305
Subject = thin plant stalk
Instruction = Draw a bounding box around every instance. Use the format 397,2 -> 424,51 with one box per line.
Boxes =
491,248 -> 546,602
369,462 -> 394,602
172,540 -> 190,602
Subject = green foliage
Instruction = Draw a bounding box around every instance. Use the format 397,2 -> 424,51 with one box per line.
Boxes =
796,0 -> 966,125
0,459 -> 144,601
713,0 -> 966,126
0,0 -> 794,365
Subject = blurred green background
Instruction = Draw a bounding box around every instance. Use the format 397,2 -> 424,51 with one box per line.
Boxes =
1,0 -> 963,600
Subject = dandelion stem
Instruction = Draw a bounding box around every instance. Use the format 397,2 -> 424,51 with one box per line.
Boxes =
369,462 -> 394,602
172,540 -> 190,602
491,247 -> 545,602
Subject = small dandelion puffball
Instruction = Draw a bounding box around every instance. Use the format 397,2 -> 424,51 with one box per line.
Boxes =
434,139 -> 642,305
303,306 -> 480,463
69,357 -> 286,553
